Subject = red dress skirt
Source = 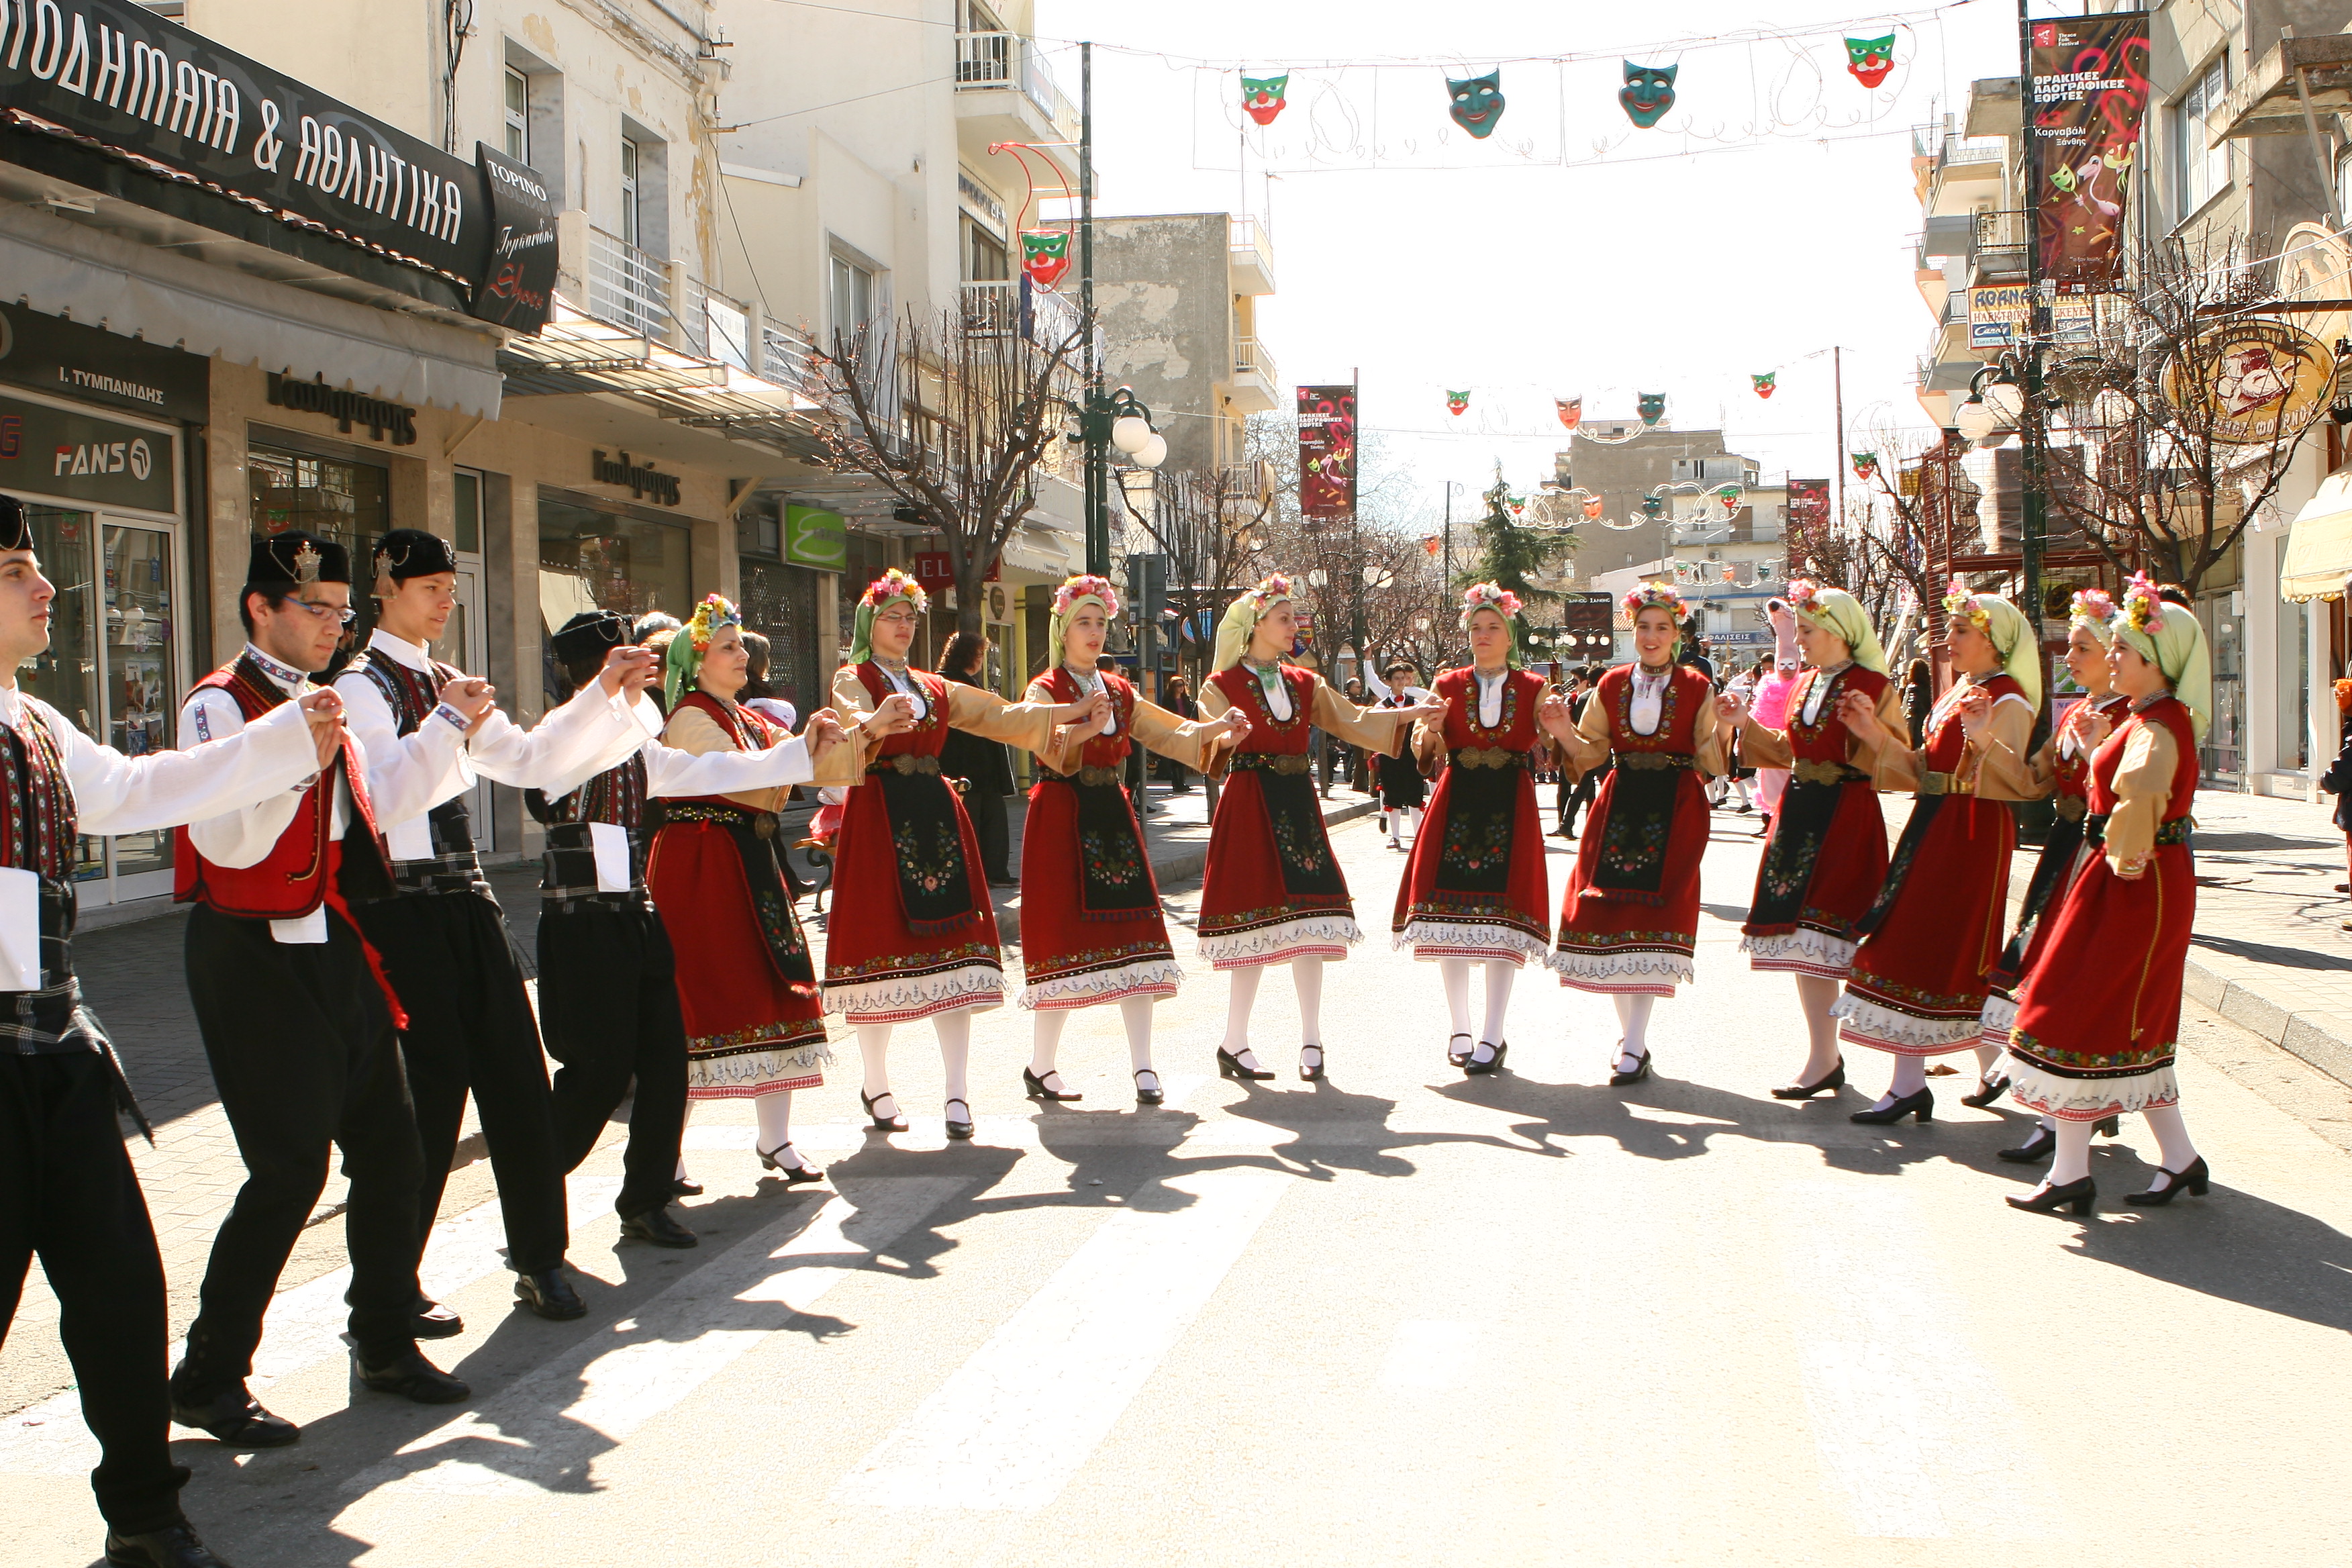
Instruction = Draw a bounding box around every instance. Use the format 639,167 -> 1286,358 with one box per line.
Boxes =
823,663 -> 1006,1023
1393,667 -> 1553,966
646,695 -> 831,1097
1740,665 -> 1891,980
1833,676 -> 2027,1055
1551,665 -> 1716,995
1016,669 -> 1181,1010
2005,698 -> 2199,1121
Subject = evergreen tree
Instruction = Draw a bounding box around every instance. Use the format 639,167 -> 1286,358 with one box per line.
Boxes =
1461,477 -> 1577,658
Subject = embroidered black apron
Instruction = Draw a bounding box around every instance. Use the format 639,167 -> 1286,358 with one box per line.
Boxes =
665,801 -> 816,983
1745,671 -> 1853,936
860,666 -> 981,937
1432,759 -> 1519,899
1591,674 -> 1689,906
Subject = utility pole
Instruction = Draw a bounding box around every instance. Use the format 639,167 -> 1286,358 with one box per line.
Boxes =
1081,40 -> 1106,576
1832,345 -> 1847,535
1348,369 -> 1366,663
2015,0 -> 2049,695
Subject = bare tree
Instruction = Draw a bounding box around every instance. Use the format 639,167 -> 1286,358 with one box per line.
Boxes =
811,299 -> 1087,634
1115,461 -> 1279,688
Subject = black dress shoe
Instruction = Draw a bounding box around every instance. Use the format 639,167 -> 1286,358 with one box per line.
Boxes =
756,1141 -> 826,1186
1299,1044 -> 1326,1082
944,1098 -> 976,1140
672,1177 -> 704,1198
1464,1040 -> 1509,1077
1133,1069 -> 1165,1106
167,1384 -> 298,1449
619,1206 -> 699,1248
2124,1155 -> 2210,1207
1216,1046 -> 1275,1081
861,1088 -> 909,1132
104,1522 -> 233,1567
352,1347 -> 470,1404
1998,1125 -> 2057,1163
1606,1045 -> 1649,1087
1023,1066 -> 1083,1101
1960,1072 -> 2012,1109
1850,1086 -> 1934,1125
1772,1058 -> 1845,1099
513,1267 -> 588,1321
410,1300 -> 464,1340
1445,1032 -> 1475,1069
2006,1175 -> 2096,1216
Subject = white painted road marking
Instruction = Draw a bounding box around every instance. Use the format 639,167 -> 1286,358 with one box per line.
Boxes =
831,1165 -> 1290,1511
1379,1319 -> 1480,1389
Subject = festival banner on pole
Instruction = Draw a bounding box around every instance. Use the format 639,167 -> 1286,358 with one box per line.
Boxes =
2028,12 -> 2150,291
1296,385 -> 1357,520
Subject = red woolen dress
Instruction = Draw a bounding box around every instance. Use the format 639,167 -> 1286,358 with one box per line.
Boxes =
1735,663 -> 1898,979
1016,667 -> 1225,1010
1549,663 -> 1722,995
1392,667 -> 1555,967
2005,695 -> 2199,1120
824,661 -> 1058,1023
646,693 -> 832,1097
1196,664 -> 1413,969
1834,674 -> 2036,1055
1977,690 -> 2132,1046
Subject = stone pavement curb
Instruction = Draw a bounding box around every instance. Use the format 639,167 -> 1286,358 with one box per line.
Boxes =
2183,961 -> 2352,1092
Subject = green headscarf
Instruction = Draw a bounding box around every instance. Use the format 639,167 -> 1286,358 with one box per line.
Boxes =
1789,581 -> 1886,673
2114,574 -> 2213,743
663,593 -> 742,711
847,568 -> 928,666
1212,575 -> 1293,673
1945,583 -> 2043,709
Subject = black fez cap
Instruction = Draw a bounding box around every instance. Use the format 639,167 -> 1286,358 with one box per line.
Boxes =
551,609 -> 630,665
371,528 -> 458,581
246,531 -> 350,588
0,493 -> 28,552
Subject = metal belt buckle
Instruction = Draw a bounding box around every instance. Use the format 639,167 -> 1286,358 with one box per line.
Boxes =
2055,795 -> 2089,823
754,812 -> 779,840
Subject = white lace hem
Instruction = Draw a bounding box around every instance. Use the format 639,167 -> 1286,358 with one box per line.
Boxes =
2004,1059 -> 2179,1121
1979,991 -> 2018,1048
1741,928 -> 1859,977
1199,914 -> 1361,970
1831,991 -> 1984,1055
1018,956 -> 1185,1010
824,962 -> 1003,1022
1548,946 -> 1693,995
1394,919 -> 1549,967
685,1037 -> 834,1097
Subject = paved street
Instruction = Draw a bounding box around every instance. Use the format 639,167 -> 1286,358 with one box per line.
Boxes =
5,799 -> 2350,1566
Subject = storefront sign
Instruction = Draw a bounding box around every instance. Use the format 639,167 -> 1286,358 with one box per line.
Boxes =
590,449 -> 680,505
471,142 -> 556,334
2027,12 -> 2149,290
0,0 -> 554,329
265,371 -> 416,444
0,301 -> 208,422
783,504 -> 844,569
0,390 -> 174,510
1296,385 -> 1355,520
1965,286 -> 2095,350
912,548 -> 999,587
2161,320 -> 2340,447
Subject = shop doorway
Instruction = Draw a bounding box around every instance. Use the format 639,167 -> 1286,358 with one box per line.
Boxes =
443,552 -> 494,852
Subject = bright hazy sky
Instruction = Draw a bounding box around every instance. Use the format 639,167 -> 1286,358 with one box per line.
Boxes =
1032,0 -> 2020,524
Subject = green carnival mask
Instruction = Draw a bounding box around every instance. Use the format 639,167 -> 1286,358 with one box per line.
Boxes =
1242,73 -> 1289,126
1638,391 -> 1667,426
1620,63 -> 1677,128
1845,35 -> 1895,89
1447,71 -> 1505,137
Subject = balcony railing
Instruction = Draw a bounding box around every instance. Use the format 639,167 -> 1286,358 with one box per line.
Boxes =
1228,214 -> 1275,284
587,225 -> 674,342
1234,335 -> 1277,387
954,31 -> 1081,146
1973,208 -> 2029,252
761,323 -> 820,395
959,280 -> 1085,349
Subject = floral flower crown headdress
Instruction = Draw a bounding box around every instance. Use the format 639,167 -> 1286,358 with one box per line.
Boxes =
2120,571 -> 2165,635
2067,586 -> 2117,632
1244,573 -> 1292,606
1783,578 -> 1825,616
1621,581 -> 1689,623
681,593 -> 741,651
1941,573 -> 1990,633
860,567 -> 930,615
1052,573 -> 1120,618
1459,581 -> 1524,624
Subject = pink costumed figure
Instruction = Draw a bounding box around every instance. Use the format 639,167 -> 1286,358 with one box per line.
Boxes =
1749,598 -> 1802,824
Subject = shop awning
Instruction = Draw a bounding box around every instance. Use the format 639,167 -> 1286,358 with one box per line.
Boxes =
2280,468 -> 2352,602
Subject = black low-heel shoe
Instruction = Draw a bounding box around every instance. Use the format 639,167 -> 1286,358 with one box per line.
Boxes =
1445,1032 -> 1475,1069
1997,1125 -> 2057,1163
2006,1175 -> 2096,1216
1217,1046 -> 1275,1081
1850,1086 -> 1933,1125
1606,1046 -> 1649,1087
1960,1072 -> 2012,1109
1463,1040 -> 1508,1077
756,1142 -> 825,1186
1133,1069 -> 1165,1106
1299,1044 -> 1326,1082
861,1088 -> 909,1132
2124,1156 -> 2210,1207
1771,1058 -> 1845,1099
944,1098 -> 976,1140
1023,1067 -> 1083,1102
2094,1114 -> 2120,1137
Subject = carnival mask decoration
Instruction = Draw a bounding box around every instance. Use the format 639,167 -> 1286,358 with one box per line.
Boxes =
1556,395 -> 1582,430
1851,451 -> 1879,481
1447,390 -> 1471,416
1620,62 -> 1677,129
1020,230 -> 1070,290
1637,391 -> 1667,426
1447,70 -> 1505,138
1582,496 -> 1604,520
1752,372 -> 1777,399
1242,73 -> 1289,127
1844,34 -> 1896,89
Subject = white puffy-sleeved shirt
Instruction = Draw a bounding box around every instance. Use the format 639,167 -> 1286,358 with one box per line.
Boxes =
534,692 -> 819,808
334,628 -> 645,863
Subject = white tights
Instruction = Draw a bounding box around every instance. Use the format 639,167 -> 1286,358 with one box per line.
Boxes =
857,1007 -> 977,1119
1792,975 -> 1842,1084
1612,994 -> 1656,1074
2046,1103 -> 2198,1189
1030,996 -> 1159,1087
1438,958 -> 1516,1065
1220,957 -> 1325,1072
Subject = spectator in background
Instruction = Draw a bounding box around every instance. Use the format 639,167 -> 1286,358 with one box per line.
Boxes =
738,630 -> 798,731
1158,674 -> 1199,793
1557,663 -> 1611,838
2324,677 -> 2352,928
1340,677 -> 1370,790
1904,656 -> 1934,750
937,631 -> 1019,886
1679,620 -> 1716,685
638,618 -> 681,718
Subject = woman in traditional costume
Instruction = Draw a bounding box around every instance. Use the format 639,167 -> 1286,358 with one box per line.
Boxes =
1018,575 -> 1243,1106
1197,576 -> 1434,1082
1715,580 -> 1901,1098
1983,588 -> 2135,1163
1540,583 -> 1723,1085
2002,574 -> 2212,1214
1362,657 -> 1432,850
647,595 -> 868,1183
1828,577 -> 2041,1123
825,570 -> 1100,1138
1395,584 -> 1565,1075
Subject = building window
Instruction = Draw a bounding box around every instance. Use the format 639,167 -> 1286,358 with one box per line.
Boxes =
965,219 -> 1009,283
2176,56 -> 2230,216
831,253 -> 877,340
620,136 -> 641,247
504,68 -> 530,162
248,444 -> 390,652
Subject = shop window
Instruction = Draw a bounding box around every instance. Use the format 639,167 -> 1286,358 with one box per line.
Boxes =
454,469 -> 483,554
17,504 -> 107,883
538,496 -> 692,642
740,556 -> 819,709
248,444 -> 389,653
